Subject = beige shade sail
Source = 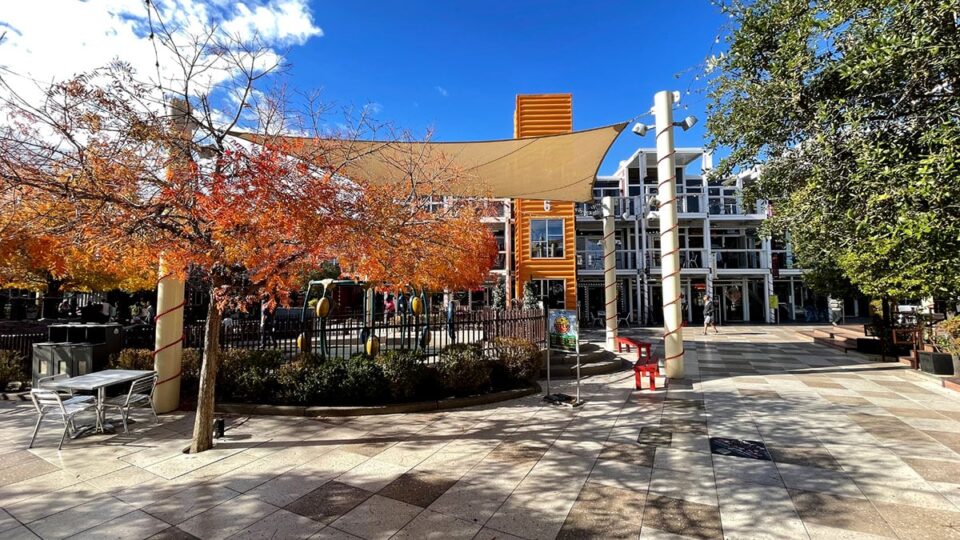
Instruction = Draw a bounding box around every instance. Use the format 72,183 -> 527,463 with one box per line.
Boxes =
232,122 -> 627,203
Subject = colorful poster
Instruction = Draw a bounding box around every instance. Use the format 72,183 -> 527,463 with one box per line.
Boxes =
548,309 -> 578,351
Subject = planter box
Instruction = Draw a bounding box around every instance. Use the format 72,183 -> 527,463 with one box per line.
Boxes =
918,351 -> 955,375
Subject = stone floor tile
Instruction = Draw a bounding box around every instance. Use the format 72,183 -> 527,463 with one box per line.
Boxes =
588,458 -> 653,493
177,494 -> 278,540
247,450 -> 367,508
653,447 -> 713,473
0,525 -> 39,540
141,484 -> 241,526
24,495 -> 136,540
330,494 -> 422,540
789,489 -> 896,538
648,467 -> 718,507
637,427 -> 673,447
471,527 -> 527,540
598,441 -> 656,467
68,509 -> 171,540
767,444 -> 842,470
776,462 -> 865,499
285,481 -> 373,525
716,480 -> 808,539
227,509 -> 324,539
711,454 -> 783,487
903,457 -> 960,484
854,479 -> 958,511
391,509 -> 480,540
557,481 -> 645,540
0,510 -> 17,534
870,499 -> 960,539
335,458 -> 411,493
378,470 -> 458,508
641,494 -> 723,540
308,526 -> 362,539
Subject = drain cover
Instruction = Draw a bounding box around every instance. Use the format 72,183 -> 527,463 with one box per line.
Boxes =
709,437 -> 771,460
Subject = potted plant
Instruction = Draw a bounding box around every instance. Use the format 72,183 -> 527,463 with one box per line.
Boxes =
929,317 -> 960,376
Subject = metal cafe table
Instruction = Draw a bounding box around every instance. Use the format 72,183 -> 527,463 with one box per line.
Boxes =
47,369 -> 155,434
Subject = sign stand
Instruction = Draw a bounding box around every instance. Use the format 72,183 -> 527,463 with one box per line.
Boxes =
543,307 -> 584,407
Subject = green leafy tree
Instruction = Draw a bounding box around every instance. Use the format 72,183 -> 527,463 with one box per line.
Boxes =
522,281 -> 538,309
706,0 -> 960,302
491,276 -> 506,309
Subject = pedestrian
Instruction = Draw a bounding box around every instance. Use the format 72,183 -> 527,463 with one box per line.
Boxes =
703,294 -> 719,335
829,297 -> 843,327
383,295 -> 396,324
259,303 -> 277,348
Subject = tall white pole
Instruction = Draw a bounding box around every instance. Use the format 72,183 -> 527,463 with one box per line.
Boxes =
601,196 -> 618,351
153,98 -> 191,414
154,256 -> 185,413
654,91 -> 685,378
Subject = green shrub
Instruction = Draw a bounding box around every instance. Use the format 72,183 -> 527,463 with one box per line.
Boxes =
438,343 -> 490,395
180,348 -> 202,397
217,349 -> 285,401
276,354 -> 327,404
0,350 -> 26,391
493,337 -> 542,383
377,350 -> 428,401
341,354 -> 388,404
112,348 -> 154,370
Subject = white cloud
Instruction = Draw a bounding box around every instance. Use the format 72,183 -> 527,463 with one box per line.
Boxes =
434,86 -> 448,97
0,0 -> 322,103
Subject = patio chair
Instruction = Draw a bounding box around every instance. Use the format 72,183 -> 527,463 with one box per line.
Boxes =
29,388 -> 97,450
101,373 -> 158,433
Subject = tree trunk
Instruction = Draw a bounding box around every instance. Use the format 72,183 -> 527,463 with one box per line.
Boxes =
190,294 -> 222,453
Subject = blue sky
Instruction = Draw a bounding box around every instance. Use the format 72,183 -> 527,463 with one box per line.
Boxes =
286,1 -> 728,174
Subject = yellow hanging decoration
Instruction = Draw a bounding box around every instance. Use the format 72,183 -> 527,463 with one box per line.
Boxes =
365,335 -> 381,357
315,297 -> 332,318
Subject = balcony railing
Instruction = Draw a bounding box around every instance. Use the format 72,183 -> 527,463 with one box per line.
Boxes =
574,198 -> 638,219
576,251 -> 637,271
713,249 -> 765,269
770,250 -> 799,270
645,249 -> 707,270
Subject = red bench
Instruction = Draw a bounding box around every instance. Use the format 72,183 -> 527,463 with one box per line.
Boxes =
615,337 -> 660,391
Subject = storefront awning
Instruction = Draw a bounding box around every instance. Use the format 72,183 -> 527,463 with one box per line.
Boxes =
232,122 -> 627,203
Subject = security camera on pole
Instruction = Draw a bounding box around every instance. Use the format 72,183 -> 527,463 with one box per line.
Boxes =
631,91 -> 697,379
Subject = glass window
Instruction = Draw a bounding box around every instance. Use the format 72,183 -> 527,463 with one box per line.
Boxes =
531,219 -> 564,258
535,279 -> 566,309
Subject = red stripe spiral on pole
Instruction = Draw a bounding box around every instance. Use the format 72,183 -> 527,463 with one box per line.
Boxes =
153,271 -> 185,386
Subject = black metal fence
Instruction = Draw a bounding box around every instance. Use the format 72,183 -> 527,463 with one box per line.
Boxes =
185,307 -> 546,361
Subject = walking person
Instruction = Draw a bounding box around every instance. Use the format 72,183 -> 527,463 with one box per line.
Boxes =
829,297 -> 843,327
703,294 -> 719,335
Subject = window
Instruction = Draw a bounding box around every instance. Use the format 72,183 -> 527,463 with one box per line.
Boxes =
531,219 -> 564,258
533,279 -> 566,309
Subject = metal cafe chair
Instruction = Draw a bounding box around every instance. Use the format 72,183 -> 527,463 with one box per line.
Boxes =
101,372 -> 159,432
28,388 -> 96,450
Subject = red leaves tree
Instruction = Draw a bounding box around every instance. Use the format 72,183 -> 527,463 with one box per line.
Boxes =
0,29 -> 495,452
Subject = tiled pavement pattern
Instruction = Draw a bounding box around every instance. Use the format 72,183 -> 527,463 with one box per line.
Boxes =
1,326 -> 959,539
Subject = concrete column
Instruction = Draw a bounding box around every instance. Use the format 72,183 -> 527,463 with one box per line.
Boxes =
654,91 -> 684,378
601,196 -> 618,350
153,256 -> 184,414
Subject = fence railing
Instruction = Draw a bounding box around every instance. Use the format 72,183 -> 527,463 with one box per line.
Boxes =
185,307 -> 546,361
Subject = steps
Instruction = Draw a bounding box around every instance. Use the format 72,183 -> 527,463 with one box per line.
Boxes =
802,326 -> 879,354
944,378 -> 960,393
539,342 -> 628,379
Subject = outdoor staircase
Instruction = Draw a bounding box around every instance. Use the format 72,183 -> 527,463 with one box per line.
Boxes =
539,341 -> 627,379
802,325 -> 880,355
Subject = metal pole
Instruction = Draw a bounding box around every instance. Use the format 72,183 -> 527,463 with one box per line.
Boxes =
601,196 -> 618,350
544,304 -> 551,396
654,90 -> 685,378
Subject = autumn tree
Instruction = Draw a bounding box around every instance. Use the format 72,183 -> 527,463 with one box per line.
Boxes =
0,186 -> 154,309
0,25 -> 495,452
706,0 -> 960,303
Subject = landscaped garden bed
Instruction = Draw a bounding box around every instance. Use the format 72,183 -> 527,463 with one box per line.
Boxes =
113,336 -> 543,410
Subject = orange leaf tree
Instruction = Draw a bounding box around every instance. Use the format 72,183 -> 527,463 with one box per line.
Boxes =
0,33 -> 495,452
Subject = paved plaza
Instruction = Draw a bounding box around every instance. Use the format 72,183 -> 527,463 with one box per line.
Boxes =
1,326 -> 959,539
